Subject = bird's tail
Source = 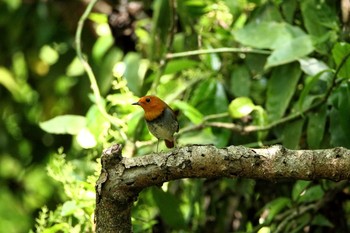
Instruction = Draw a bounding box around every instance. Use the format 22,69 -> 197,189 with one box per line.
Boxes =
165,139 -> 174,148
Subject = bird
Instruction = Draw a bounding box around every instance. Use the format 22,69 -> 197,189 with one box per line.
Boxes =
132,95 -> 179,151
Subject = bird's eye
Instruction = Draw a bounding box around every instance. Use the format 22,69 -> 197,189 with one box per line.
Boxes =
145,98 -> 151,103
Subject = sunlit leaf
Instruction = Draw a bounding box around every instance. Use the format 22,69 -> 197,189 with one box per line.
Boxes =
61,201 -> 78,216
235,21 -> 294,49
235,21 -> 314,68
39,115 -> 86,135
252,106 -> 268,142
76,128 -> 97,149
298,58 -> 329,76
164,59 -> 198,74
66,57 -> 85,77
265,35 -> 314,68
229,97 -> 255,119
173,100 -> 203,124
92,35 -> 115,63
0,67 -> 22,101
123,53 -> 146,96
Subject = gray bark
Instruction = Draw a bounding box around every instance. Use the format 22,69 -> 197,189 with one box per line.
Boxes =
95,144 -> 350,233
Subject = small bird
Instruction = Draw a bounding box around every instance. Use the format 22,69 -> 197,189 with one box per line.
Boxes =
132,95 -> 179,151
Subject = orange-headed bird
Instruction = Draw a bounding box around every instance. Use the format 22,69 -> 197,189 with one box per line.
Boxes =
132,96 -> 179,150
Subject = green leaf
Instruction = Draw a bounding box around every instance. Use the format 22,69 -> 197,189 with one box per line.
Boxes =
173,100 -> 203,124
311,214 -> 334,227
152,188 -> 185,229
190,79 -> 216,107
235,21 -> 294,49
281,0 -> 297,23
235,21 -> 314,68
263,197 -> 292,223
282,119 -> 304,149
307,105 -> 327,149
228,97 -> 255,119
76,128 -> 97,149
329,84 -> 350,147
297,185 -> 324,203
39,115 -> 86,135
92,35 -> 115,63
252,106 -> 268,142
332,42 -> 350,79
164,59 -> 198,75
98,47 -> 122,95
292,180 -> 311,201
265,35 -> 314,69
297,69 -> 330,112
266,63 -> 301,122
230,65 -> 251,97
151,0 -> 172,59
300,0 -> 338,53
0,67 -> 22,101
123,53 -> 145,96
298,57 -> 329,76
61,201 -> 78,216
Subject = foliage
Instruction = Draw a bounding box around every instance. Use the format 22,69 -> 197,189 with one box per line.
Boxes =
1,0 -> 350,232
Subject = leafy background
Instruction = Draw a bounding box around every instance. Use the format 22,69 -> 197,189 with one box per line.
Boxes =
1,0 -> 350,232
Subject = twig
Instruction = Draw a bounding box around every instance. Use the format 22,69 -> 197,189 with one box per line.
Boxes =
166,47 -> 270,59
75,0 -> 127,141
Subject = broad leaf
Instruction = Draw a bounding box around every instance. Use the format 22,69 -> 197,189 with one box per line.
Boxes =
152,188 -> 186,229
301,0 -> 339,53
311,214 -> 334,227
292,180 -> 311,202
297,185 -> 324,203
39,115 -> 86,135
164,59 -> 198,75
235,21 -> 314,68
263,197 -> 292,223
329,84 -> 350,147
298,57 -> 329,76
265,35 -> 314,69
307,105 -> 327,149
123,53 -> 147,96
282,119 -> 304,149
332,42 -> 350,79
266,63 -> 301,122
230,65 -> 251,97
173,100 -> 203,124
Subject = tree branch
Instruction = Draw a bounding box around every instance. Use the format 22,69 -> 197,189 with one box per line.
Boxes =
95,144 -> 350,233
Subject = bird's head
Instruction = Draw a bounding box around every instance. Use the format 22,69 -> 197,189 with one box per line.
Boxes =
132,95 -> 168,120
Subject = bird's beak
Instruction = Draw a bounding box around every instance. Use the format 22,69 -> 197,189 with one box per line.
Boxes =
132,101 -> 140,106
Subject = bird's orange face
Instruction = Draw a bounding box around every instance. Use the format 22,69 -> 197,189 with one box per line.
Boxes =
132,95 -> 168,121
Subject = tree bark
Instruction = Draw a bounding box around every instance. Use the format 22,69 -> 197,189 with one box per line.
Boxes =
94,144 -> 350,233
